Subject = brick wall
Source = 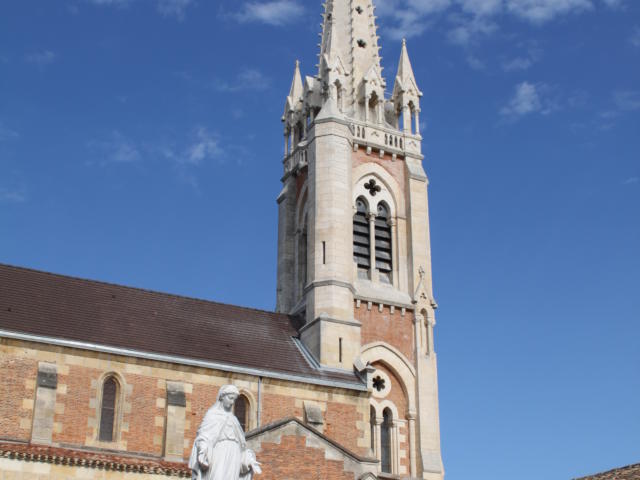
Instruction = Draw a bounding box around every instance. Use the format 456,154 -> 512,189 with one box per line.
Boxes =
258,435 -> 355,480
356,304 -> 415,364
0,339 -> 369,467
352,149 -> 406,188
0,344 -> 37,442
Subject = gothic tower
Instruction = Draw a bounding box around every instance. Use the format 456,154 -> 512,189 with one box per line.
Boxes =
276,1 -> 444,478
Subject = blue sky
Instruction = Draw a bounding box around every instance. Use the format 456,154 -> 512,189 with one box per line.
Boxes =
1,0 -> 639,479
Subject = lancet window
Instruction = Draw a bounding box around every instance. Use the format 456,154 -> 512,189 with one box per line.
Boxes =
234,395 -> 249,432
99,376 -> 119,442
381,408 -> 393,473
353,197 -> 371,277
375,203 -> 392,283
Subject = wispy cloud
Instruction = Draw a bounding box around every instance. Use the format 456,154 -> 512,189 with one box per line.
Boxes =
157,0 -> 193,20
182,127 -> 223,166
25,50 -> 56,68
86,0 -> 132,6
230,0 -> 305,26
601,0 -> 624,8
500,81 -> 558,118
85,0 -> 194,19
0,187 -> 27,203
622,176 -> 638,185
87,131 -> 141,166
613,90 -> 640,111
0,123 -> 19,142
630,27 -> 640,48
214,68 -> 271,92
379,0 -> 598,42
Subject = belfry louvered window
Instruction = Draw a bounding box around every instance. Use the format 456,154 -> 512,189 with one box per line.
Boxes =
375,203 -> 392,282
353,197 -> 370,276
99,376 -> 118,442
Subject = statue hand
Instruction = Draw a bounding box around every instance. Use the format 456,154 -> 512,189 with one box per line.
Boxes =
251,461 -> 262,475
198,451 -> 209,469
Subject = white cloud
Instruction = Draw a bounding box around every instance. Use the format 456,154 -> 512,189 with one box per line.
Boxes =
502,56 -> 534,71
86,0 -> 194,19
25,50 -> 56,68
232,0 -> 305,26
86,0 -> 131,6
157,0 -> 193,20
505,0 -> 593,23
500,81 -> 559,118
501,81 -> 542,116
601,0 -> 623,8
87,131 -> 141,165
447,14 -> 497,45
214,68 -> 271,92
378,0 -> 598,44
183,127 -> 223,166
613,90 -> 640,111
630,27 -> 640,48
466,54 -> 485,69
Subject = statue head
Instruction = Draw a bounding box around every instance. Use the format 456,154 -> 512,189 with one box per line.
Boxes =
216,384 -> 240,412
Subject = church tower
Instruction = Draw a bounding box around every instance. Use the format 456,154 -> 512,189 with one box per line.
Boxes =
276,1 -> 444,478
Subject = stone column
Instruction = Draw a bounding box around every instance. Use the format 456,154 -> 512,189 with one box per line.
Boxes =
407,410 -> 418,478
284,132 -> 289,156
414,108 -> 421,136
402,105 -> 411,134
389,217 -> 398,288
391,420 -> 400,474
367,211 -> 377,282
31,362 -> 57,445
164,382 -> 186,462
374,416 -> 382,461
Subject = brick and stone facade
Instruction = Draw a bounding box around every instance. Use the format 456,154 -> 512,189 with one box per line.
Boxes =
0,0 -> 444,479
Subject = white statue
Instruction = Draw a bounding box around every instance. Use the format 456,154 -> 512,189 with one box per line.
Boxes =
189,385 -> 262,480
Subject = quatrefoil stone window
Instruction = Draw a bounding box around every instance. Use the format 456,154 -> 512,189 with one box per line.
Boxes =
372,375 -> 386,392
364,178 -> 381,196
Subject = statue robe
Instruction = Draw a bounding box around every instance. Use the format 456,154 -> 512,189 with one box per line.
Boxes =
189,405 -> 253,480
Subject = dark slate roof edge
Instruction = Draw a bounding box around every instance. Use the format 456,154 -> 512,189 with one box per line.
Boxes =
0,263 -> 281,318
573,463 -> 640,480
245,417 -> 379,464
0,328 -> 367,391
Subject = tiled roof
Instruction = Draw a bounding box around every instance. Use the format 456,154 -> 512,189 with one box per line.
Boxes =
0,442 -> 190,477
575,464 -> 640,480
0,264 -> 363,388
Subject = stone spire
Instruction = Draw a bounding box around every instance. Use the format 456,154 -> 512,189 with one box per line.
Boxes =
392,39 -> 422,134
284,60 -> 303,116
318,0 -> 385,118
392,39 -> 421,99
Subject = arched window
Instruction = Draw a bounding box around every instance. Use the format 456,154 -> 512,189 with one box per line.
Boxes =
375,203 -> 392,283
234,395 -> 249,432
353,197 -> 370,278
381,408 -> 393,473
99,376 -> 118,442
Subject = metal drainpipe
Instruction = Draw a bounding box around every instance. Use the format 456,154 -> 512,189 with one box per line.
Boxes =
257,376 -> 263,427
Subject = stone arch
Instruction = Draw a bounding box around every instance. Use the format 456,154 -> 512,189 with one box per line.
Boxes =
236,388 -> 258,431
352,163 -> 405,218
95,371 -> 126,444
361,341 -> 415,411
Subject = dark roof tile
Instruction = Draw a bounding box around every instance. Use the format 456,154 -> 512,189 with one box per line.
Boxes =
0,264 -> 363,388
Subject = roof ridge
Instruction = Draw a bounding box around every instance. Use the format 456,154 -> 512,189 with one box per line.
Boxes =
0,263 -> 283,318
574,462 -> 640,479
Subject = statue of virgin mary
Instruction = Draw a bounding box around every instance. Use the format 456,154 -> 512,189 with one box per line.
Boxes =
189,385 -> 261,480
